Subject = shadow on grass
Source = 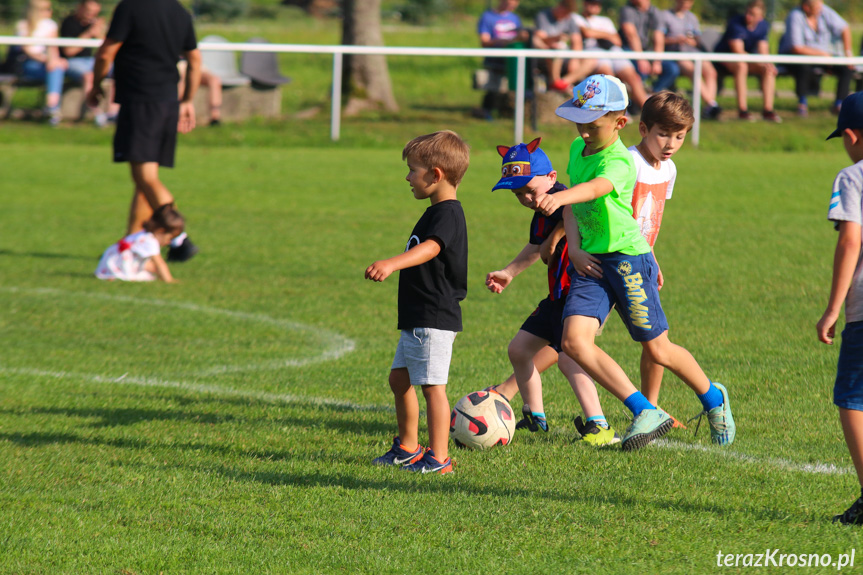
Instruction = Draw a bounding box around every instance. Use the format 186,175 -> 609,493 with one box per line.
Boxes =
0,249 -> 96,262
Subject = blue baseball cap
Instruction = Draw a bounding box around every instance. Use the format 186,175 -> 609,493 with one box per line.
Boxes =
492,138 -> 554,191
827,92 -> 863,140
555,74 -> 629,124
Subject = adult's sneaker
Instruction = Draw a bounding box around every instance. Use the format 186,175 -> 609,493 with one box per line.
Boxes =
372,436 -> 423,466
574,416 -> 620,447
833,497 -> 863,525
402,448 -> 453,474
167,236 -> 199,262
621,409 -> 673,451
706,382 -> 736,446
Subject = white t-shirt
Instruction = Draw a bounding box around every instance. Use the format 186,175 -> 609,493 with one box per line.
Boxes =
828,160 -> 863,323
571,13 -> 617,50
95,230 -> 161,282
628,145 -> 676,247
15,18 -> 58,56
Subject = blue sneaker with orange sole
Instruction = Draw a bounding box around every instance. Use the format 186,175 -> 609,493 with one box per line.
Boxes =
372,437 -> 423,467
402,448 -> 453,474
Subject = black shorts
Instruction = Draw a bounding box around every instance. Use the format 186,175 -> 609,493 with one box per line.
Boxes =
519,297 -> 566,351
113,100 -> 179,168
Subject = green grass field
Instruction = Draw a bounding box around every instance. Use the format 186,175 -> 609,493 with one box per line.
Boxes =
1,119 -> 861,573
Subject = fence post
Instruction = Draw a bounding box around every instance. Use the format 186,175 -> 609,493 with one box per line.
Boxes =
514,54 -> 526,145
692,58 -> 702,147
331,52 -> 343,142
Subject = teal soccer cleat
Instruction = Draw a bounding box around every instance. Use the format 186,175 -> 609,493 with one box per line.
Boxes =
706,382 -> 736,446
621,409 -> 673,451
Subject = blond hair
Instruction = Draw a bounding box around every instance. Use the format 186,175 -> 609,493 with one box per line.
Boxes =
26,0 -> 51,36
402,130 -> 471,186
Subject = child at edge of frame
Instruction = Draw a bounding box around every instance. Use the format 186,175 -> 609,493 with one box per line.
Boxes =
364,130 -> 470,475
817,91 -> 863,525
532,73 -> 736,451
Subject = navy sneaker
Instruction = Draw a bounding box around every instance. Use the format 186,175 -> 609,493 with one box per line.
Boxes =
167,237 -> 199,262
515,404 -> 548,432
372,437 -> 423,467
402,448 -> 453,474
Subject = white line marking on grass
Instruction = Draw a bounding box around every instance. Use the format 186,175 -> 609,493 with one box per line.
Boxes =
654,438 -> 853,476
0,367 -> 392,413
1,287 -> 356,374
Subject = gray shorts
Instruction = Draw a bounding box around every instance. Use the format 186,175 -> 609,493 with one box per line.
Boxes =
391,327 -> 457,386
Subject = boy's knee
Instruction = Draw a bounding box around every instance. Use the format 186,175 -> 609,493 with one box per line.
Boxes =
560,336 -> 583,362
389,368 -> 411,393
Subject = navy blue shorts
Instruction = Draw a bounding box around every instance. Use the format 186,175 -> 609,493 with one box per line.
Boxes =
563,252 -> 668,342
834,321 -> 863,411
520,297 -> 566,351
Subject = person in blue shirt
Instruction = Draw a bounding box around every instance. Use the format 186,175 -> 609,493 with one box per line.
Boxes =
715,0 -> 780,122
476,0 -> 530,119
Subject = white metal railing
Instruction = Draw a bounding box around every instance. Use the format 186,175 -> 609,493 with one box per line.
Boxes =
2,36 -> 863,145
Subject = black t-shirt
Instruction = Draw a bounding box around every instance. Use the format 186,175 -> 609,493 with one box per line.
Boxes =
397,200 -> 468,332
59,14 -> 94,58
107,0 -> 197,103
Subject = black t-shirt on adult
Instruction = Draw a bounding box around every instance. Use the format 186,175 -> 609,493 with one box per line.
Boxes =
107,0 -> 197,104
59,15 -> 94,58
397,199 -> 468,333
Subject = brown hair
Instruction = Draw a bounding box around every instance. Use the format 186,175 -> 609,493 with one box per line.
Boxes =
402,130 -> 471,186
640,91 -> 695,133
143,204 -> 185,235
746,0 -> 765,10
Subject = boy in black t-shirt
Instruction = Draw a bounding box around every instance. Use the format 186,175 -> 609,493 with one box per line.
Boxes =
365,131 -> 470,474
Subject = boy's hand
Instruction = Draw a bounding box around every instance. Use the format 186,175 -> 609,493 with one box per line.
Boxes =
486,270 -> 513,293
365,261 -> 395,282
533,194 -> 560,216
656,267 -> 664,290
570,248 -> 602,278
539,235 -> 559,265
817,309 -> 839,344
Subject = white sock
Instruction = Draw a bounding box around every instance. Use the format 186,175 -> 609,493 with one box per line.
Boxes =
170,232 -> 187,248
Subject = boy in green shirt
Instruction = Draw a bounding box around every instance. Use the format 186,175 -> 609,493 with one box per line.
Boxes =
535,75 -> 736,451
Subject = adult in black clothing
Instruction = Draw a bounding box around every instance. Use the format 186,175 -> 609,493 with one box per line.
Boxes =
87,0 -> 202,261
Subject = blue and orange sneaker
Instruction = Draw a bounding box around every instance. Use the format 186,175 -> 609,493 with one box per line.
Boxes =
402,448 -> 453,474
372,437 -> 423,467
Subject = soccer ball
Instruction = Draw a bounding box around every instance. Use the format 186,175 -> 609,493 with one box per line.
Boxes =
450,390 -> 516,450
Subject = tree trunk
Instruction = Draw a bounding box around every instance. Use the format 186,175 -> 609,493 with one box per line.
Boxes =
341,0 -> 399,115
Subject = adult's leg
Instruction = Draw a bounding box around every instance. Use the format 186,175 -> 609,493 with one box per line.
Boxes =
390,368 -> 419,451
750,62 -> 777,112
203,72 -> 222,123
422,384 -> 450,461
616,64 -> 649,108
128,162 -> 175,234
724,61 -> 749,111
831,64 -> 853,105
653,60 -> 680,92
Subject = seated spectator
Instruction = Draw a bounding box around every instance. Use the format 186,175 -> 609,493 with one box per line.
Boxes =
778,0 -> 853,117
715,0 -> 781,122
16,0 -> 66,125
572,0 -> 648,110
178,60 -> 222,126
476,0 -> 530,119
59,0 -> 112,125
662,0 -> 721,119
619,0 -> 679,94
533,0 -> 596,92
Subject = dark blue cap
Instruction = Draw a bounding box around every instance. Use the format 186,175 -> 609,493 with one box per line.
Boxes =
827,92 -> 863,140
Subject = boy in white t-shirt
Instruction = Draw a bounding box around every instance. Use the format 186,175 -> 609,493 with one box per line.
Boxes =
95,204 -> 185,282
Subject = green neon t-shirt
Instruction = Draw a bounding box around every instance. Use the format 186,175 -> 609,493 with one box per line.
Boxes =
566,136 -> 650,256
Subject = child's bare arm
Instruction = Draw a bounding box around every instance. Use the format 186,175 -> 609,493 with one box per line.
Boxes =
533,177 -> 615,216
539,221 -> 565,265
563,209 -> 601,278
486,243 -> 541,294
151,254 -> 177,283
817,221 -> 862,344
365,238 -> 442,282
652,249 -> 663,290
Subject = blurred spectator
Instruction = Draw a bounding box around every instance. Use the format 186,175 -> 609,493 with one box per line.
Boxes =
619,0 -> 679,93
60,0 -> 112,125
715,0 -> 780,122
572,0 -> 648,110
476,0 -> 530,118
533,0 -> 596,92
778,0 -> 852,116
662,0 -> 721,119
178,60 -> 222,126
16,0 -> 66,125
